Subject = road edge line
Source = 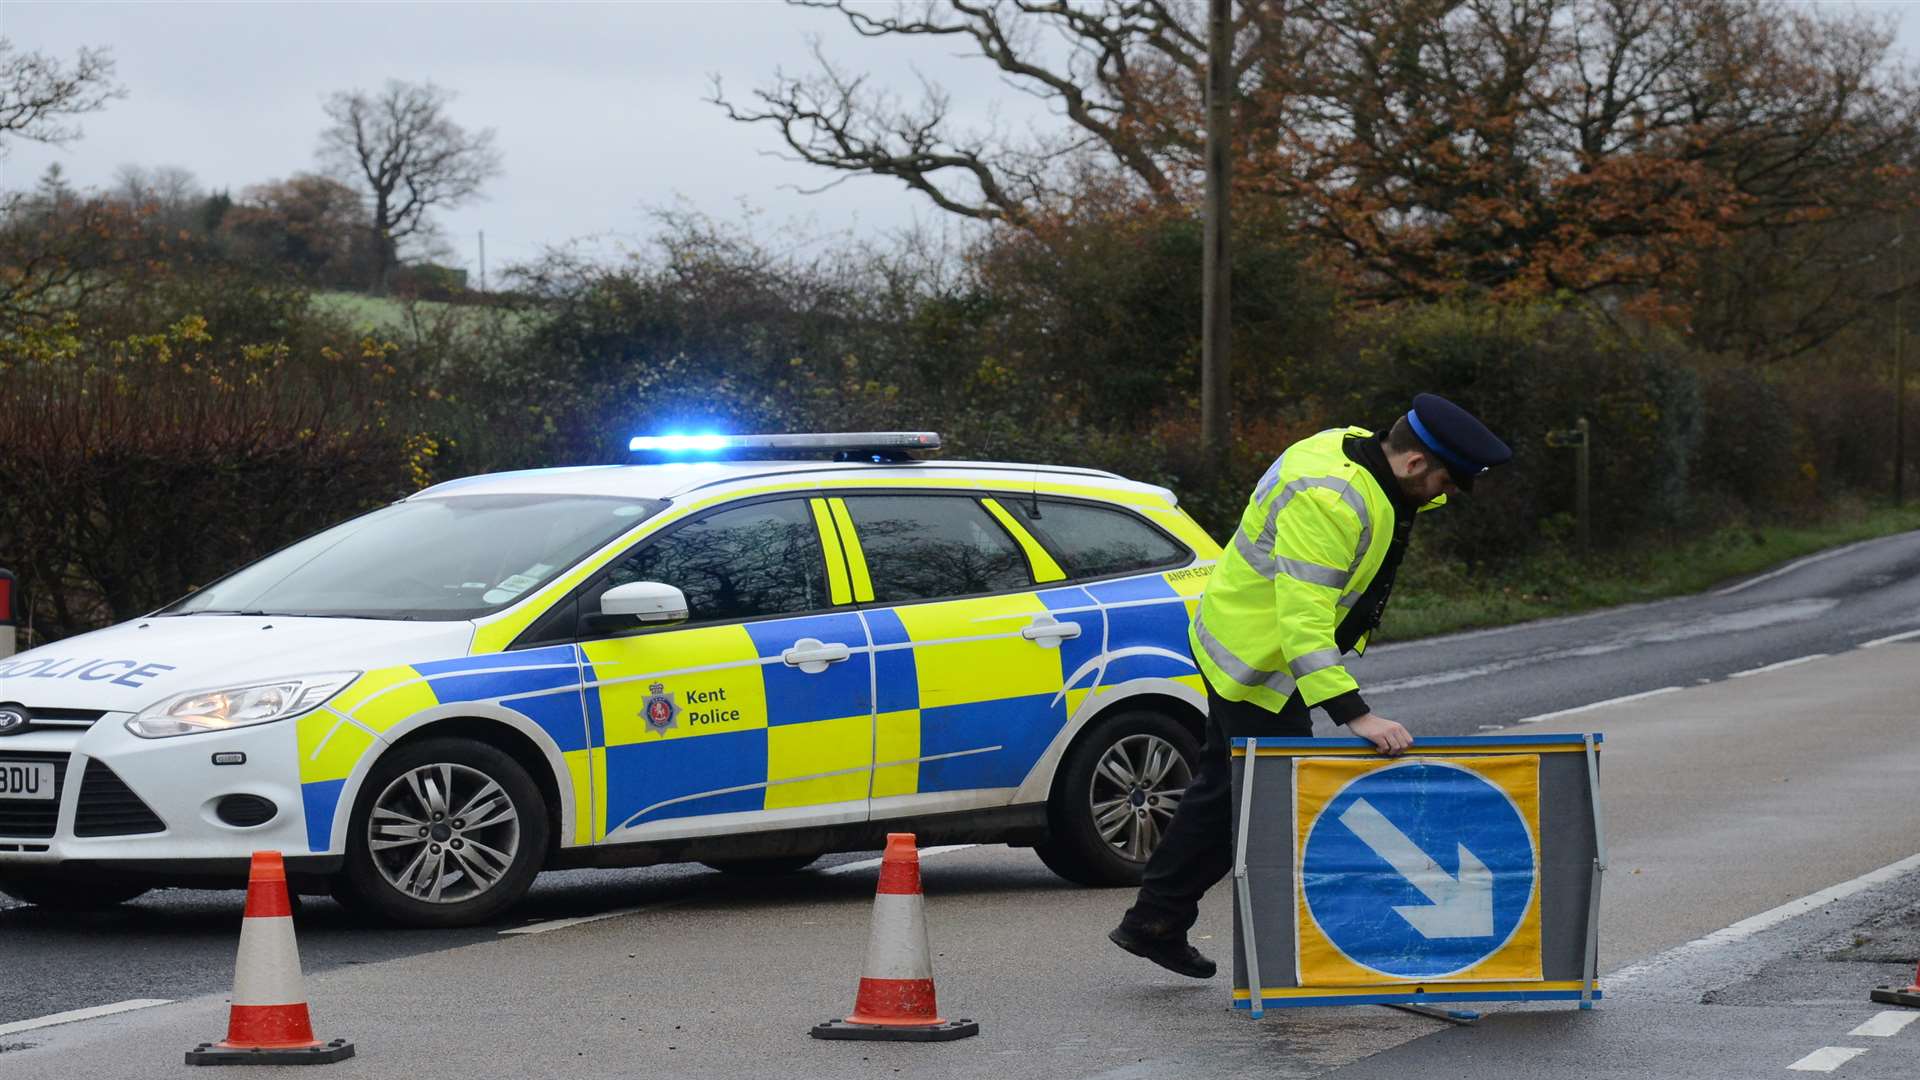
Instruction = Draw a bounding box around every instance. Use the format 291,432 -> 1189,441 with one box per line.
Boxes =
1609,850 -> 1920,986
0,999 -> 173,1038
1513,686 -> 1682,725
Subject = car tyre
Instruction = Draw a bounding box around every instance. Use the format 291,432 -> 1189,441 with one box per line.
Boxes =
1034,709 -> 1200,887
335,737 -> 549,928
0,876 -> 149,910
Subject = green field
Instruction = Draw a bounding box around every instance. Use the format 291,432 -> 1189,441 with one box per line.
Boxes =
310,290 -> 540,338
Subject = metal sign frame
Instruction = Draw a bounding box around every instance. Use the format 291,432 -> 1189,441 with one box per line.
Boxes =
1231,733 -> 1605,1017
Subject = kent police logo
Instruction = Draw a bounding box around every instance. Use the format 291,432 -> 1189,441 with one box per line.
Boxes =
0,705 -> 27,736
642,682 -> 679,736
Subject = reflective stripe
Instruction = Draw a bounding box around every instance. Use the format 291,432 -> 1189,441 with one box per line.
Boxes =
1192,610 -> 1296,695
1232,529 -> 1347,588
1289,648 -> 1342,680
828,498 -> 875,602
810,498 -> 853,605
1254,476 -> 1370,558
981,497 -> 1066,583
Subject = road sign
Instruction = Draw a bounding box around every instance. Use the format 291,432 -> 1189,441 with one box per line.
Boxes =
1229,735 -> 1604,1014
1296,757 -> 1540,984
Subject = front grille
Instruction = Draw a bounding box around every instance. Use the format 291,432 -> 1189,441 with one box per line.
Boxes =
0,752 -> 68,838
73,760 -> 165,837
0,706 -> 108,735
23,706 -> 108,732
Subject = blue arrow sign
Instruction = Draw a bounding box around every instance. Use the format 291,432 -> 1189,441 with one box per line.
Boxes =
1301,760 -> 1537,979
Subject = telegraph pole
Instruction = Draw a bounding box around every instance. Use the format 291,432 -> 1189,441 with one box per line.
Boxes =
479,229 -> 487,294
1201,0 -> 1234,469
1897,221 -> 1906,506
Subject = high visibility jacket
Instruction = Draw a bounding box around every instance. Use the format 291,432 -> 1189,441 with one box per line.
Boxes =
1189,426 -> 1439,713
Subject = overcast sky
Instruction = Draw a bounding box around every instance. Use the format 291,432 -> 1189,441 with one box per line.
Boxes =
5,1 -> 1919,279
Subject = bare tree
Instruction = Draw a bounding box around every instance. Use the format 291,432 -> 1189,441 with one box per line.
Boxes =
0,38 -> 122,155
710,1 -> 1264,226
318,80 -> 501,294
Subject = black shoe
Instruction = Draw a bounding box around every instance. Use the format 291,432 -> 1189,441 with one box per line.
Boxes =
1108,924 -> 1217,979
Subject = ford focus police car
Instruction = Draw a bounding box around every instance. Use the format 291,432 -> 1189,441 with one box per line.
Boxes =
0,433 -> 1219,926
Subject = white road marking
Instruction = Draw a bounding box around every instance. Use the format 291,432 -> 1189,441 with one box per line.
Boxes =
1513,686 -> 1681,724
1787,1046 -> 1868,1071
1728,654 -> 1828,679
1714,543 -> 1861,596
0,998 -> 172,1037
1611,851 -> 1920,986
1850,1011 -> 1920,1038
822,844 -> 975,876
500,845 -> 979,935
499,901 -> 682,936
1860,628 -> 1920,649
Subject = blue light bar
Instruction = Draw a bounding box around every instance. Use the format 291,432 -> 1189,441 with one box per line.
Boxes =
626,431 -> 941,459
627,434 -> 734,453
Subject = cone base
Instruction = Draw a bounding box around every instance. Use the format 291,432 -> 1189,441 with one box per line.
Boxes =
1869,986 -> 1920,1008
811,1018 -> 978,1042
186,1038 -> 355,1066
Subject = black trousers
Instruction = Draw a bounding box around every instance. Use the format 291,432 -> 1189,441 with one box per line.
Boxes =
1121,683 -> 1312,936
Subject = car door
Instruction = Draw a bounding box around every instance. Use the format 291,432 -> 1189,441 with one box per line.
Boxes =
574,495 -> 874,844
827,492 -> 1104,820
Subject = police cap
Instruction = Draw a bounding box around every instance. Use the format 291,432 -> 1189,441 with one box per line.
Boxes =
1406,393 -> 1512,492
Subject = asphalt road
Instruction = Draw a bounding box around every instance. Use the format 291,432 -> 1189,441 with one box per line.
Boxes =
3,529 -> 1918,1078
1363,529 -> 1920,733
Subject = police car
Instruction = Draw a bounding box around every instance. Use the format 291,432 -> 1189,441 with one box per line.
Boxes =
0,433 -> 1219,926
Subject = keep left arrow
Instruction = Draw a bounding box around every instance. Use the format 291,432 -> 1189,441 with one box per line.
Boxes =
1338,798 -> 1494,939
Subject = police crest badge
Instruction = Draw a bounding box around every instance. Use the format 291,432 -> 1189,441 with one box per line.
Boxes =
642,682 -> 679,736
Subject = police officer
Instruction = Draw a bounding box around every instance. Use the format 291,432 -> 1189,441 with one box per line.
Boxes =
1109,394 -> 1513,978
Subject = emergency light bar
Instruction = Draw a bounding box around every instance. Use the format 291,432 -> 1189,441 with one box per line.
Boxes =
626,431 -> 941,463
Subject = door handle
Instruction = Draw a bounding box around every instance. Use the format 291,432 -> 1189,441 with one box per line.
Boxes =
1021,614 -> 1082,647
782,637 -> 851,673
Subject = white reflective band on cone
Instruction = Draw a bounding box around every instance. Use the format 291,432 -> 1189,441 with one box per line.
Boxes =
860,892 -> 934,981
230,916 -> 309,1007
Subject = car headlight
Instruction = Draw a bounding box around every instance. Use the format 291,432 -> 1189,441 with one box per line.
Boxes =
125,672 -> 360,739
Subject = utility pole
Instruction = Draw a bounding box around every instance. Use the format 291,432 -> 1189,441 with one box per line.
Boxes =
1201,0 -> 1234,470
479,229 -> 487,294
1897,221 -> 1906,506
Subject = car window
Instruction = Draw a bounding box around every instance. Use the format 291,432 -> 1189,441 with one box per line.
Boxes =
596,498 -> 827,625
840,495 -> 1031,603
165,495 -> 664,621
1003,498 -> 1187,579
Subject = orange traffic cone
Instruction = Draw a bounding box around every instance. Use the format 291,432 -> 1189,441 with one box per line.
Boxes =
1871,957 -> 1920,1008
186,851 -> 354,1065
812,833 -> 978,1042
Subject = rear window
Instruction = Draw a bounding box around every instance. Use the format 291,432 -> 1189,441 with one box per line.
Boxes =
840,495 -> 1032,603
1004,498 -> 1187,579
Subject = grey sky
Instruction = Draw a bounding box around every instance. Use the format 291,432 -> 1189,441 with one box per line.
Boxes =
4,1 -> 1918,279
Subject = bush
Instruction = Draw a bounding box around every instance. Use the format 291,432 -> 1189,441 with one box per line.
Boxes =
0,310 -> 438,645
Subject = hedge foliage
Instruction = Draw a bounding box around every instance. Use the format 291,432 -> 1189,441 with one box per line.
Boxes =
2,210 -> 1910,647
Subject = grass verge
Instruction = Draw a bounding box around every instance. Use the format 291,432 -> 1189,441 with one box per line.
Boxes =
1379,501 -> 1920,643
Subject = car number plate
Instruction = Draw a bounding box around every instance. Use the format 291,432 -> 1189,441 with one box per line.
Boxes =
0,761 -> 57,801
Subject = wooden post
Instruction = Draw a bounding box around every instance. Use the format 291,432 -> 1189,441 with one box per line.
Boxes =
1576,417 -> 1591,558
1896,223 -> 1906,507
1201,0 -> 1234,470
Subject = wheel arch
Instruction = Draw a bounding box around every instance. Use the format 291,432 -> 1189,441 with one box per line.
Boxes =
1012,680 -> 1207,806
327,705 -> 575,865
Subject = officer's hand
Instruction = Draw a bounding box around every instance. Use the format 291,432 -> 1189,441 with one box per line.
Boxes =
1348,713 -> 1412,757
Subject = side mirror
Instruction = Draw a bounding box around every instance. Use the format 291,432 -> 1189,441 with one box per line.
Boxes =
596,581 -> 689,626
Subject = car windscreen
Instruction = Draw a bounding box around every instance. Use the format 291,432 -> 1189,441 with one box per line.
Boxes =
163,494 -> 665,621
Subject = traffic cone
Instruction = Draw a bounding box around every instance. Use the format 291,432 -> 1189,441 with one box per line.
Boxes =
186,851 -> 354,1065
1871,957 -> 1920,1008
811,833 -> 978,1042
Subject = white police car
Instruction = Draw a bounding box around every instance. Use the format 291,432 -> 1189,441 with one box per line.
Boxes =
0,433 -> 1219,926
